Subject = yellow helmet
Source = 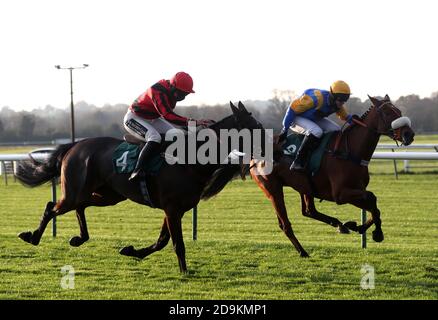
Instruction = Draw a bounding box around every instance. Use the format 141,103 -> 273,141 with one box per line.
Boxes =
330,80 -> 351,95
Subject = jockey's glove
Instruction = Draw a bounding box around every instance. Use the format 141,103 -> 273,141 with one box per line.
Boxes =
278,128 -> 288,142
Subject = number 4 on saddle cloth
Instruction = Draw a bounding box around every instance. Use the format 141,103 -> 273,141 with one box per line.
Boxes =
113,142 -> 164,175
282,132 -> 335,176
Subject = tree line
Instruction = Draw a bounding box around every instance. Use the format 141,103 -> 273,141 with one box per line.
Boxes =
0,91 -> 437,143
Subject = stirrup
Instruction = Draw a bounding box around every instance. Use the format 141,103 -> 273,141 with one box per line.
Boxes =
290,161 -> 305,171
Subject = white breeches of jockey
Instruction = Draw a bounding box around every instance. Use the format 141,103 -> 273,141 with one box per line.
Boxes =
290,116 -> 341,138
123,110 -> 177,143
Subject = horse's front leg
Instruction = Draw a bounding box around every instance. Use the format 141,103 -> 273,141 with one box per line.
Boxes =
336,189 -> 384,242
120,217 -> 170,259
165,210 -> 187,273
300,194 -> 350,234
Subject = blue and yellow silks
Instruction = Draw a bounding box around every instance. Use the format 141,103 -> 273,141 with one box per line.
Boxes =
282,89 -> 350,129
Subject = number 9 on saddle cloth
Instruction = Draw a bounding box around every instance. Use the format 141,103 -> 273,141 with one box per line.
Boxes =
282,132 -> 335,176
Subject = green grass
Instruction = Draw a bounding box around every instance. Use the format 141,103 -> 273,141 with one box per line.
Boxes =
0,173 -> 437,300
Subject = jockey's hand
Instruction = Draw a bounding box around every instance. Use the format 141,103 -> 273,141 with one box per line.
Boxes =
197,119 -> 215,128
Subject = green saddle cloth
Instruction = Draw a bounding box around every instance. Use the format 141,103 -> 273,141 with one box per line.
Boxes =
282,132 -> 334,175
113,142 -> 164,175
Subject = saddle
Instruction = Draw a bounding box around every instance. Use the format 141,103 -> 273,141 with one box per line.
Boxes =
112,135 -> 164,174
123,134 -> 144,145
281,132 -> 335,176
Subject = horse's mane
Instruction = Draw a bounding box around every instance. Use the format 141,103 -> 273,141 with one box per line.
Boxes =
360,105 -> 374,120
158,113 -> 244,200
198,114 -> 249,199
341,105 -> 374,135
160,115 -> 234,150
200,164 -> 244,200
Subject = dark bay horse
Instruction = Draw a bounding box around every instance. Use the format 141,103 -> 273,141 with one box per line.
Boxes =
15,102 -> 264,273
250,95 -> 415,257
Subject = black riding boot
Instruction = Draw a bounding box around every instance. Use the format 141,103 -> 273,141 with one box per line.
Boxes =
290,134 -> 321,171
129,141 -> 161,181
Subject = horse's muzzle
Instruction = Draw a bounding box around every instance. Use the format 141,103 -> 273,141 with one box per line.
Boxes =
402,130 -> 415,146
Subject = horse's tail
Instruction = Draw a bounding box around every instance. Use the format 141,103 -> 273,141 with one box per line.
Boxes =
14,142 -> 78,187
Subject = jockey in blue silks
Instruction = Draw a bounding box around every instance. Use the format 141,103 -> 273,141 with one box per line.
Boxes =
279,80 -> 356,171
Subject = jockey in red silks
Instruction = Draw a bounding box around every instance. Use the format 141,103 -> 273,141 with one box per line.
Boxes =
124,72 -> 211,180
279,80 -> 357,171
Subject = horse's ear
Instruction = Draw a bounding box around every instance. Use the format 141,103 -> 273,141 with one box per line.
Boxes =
237,101 -> 249,114
230,101 -> 239,116
384,94 -> 391,101
368,95 -> 381,106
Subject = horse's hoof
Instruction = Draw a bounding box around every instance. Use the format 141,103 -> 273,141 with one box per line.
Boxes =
300,251 -> 310,258
344,221 -> 358,232
337,224 -> 350,234
69,236 -> 84,247
372,230 -> 384,242
119,245 -> 135,257
18,231 -> 33,244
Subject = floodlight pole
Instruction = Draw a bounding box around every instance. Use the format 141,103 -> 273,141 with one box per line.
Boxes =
55,64 -> 89,143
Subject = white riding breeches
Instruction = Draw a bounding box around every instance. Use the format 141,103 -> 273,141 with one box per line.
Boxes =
123,110 -> 177,143
290,116 -> 341,138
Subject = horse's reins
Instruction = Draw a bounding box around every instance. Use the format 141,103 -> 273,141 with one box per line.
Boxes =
332,102 -> 405,166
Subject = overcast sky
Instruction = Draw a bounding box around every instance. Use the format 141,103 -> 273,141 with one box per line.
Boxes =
1,0 -> 437,111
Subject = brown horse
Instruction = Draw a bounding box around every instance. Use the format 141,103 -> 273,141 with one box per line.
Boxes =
250,95 -> 415,257
15,102 -> 264,273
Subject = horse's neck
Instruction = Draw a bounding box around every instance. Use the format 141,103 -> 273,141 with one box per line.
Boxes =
162,117 -> 241,180
344,117 -> 380,161
192,120 -> 244,180
191,126 -> 227,178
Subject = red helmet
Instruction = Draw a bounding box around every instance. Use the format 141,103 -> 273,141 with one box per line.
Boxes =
170,72 -> 195,93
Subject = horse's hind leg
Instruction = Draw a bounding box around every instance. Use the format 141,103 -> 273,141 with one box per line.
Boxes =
18,201 -> 56,245
120,217 -> 170,259
69,207 -> 89,247
252,174 -> 308,257
19,158 -> 88,245
18,196 -> 77,245
271,188 -> 309,257
300,194 -> 350,234
70,190 -> 126,247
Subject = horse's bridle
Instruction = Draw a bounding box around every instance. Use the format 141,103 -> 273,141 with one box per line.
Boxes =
354,101 -> 409,143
